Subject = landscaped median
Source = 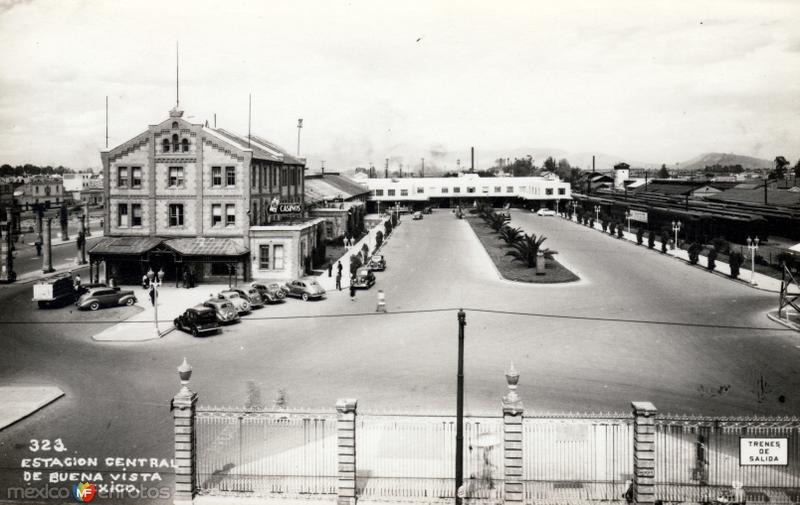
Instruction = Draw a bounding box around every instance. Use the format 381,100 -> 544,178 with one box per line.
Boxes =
464,208 -> 579,283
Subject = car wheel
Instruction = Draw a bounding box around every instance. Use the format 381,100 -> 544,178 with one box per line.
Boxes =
89,301 -> 100,311
174,319 -> 181,330
191,327 -> 199,338
302,293 -> 309,301
125,298 -> 135,306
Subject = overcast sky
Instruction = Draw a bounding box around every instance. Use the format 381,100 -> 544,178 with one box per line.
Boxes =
1,0 -> 798,172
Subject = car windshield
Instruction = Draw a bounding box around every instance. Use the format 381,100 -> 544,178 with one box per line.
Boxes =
226,293 -> 239,299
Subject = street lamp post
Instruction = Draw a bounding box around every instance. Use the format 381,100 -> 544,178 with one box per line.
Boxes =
671,221 -> 682,250
746,237 -> 759,285
147,267 -> 166,337
625,210 -> 632,234
455,309 -> 466,505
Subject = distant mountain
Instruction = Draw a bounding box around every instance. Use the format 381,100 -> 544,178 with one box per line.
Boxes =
678,153 -> 773,172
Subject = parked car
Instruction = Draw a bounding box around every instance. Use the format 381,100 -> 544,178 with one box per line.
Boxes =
284,277 -> 326,301
76,286 -> 136,311
368,254 -> 386,271
412,211 -> 423,220
218,290 -> 251,314
352,267 -> 375,289
422,206 -> 433,214
536,208 -> 556,216
203,298 -> 240,324
231,287 -> 264,308
251,282 -> 287,303
174,305 -> 220,337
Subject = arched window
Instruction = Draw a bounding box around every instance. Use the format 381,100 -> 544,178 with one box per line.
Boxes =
172,122 -> 179,129
181,138 -> 189,152
162,138 -> 170,153
171,134 -> 179,152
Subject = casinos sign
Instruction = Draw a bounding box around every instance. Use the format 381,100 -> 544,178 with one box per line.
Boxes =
268,198 -> 303,215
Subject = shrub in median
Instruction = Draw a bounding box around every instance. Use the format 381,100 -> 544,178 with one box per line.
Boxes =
729,251 -> 744,279
636,228 -> 644,245
707,247 -> 717,271
617,226 -> 624,239
647,231 -> 655,249
375,230 -> 384,250
660,232 -> 669,254
602,220 -> 608,233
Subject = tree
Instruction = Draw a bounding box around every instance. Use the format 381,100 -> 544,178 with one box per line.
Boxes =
729,251 -> 744,279
487,213 -> 510,232
657,164 -> 669,178
375,230 -> 384,250
349,254 -> 362,277
636,228 -> 644,245
794,159 -> 800,179
498,225 -> 524,246
505,233 -> 549,268
771,156 -> 790,181
707,247 -> 717,271
384,220 -> 393,237
688,243 -> 702,264
543,156 -> 557,173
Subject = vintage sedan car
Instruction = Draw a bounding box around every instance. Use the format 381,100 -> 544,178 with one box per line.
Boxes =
412,211 -> 423,220
231,287 -> 264,308
536,208 -> 556,217
352,267 -> 375,289
218,290 -> 251,314
174,305 -> 220,337
367,254 -> 386,271
284,277 -> 326,301
203,298 -> 240,324
76,286 -> 136,311
422,206 -> 433,214
251,282 -> 287,303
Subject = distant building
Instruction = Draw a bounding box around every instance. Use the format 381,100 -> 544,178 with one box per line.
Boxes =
13,176 -> 64,210
305,172 -> 369,241
62,172 -> 95,192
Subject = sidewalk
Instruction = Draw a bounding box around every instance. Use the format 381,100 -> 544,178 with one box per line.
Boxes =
316,214 -> 390,292
0,386 -> 64,431
25,229 -> 105,247
91,283 -> 233,342
564,215 -> 787,292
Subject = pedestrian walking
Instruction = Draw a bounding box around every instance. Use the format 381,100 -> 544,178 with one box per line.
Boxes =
328,263 -> 332,277
34,238 -> 42,257
182,269 -> 189,288
142,274 -> 150,290
622,480 -> 633,505
349,277 -> 356,300
376,289 -> 386,313
337,261 -> 343,276
335,272 -> 342,291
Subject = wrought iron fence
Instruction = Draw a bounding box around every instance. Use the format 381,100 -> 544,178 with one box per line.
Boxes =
195,407 -> 337,498
655,415 -> 800,504
522,413 -> 634,503
356,414 -> 504,502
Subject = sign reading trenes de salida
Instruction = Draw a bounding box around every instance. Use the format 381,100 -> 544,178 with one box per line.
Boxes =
740,438 -> 788,465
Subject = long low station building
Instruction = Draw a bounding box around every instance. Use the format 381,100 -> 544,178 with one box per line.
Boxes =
362,172 -> 571,212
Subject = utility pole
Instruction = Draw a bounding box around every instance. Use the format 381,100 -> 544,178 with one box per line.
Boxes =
296,118 -> 303,156
421,158 -> 425,178
248,94 -> 252,148
470,147 -> 475,172
105,96 -> 109,148
455,309 -> 466,505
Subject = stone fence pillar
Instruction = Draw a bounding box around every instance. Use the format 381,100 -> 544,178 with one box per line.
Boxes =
336,398 -> 358,505
632,401 -> 658,505
173,358 -> 198,505
502,363 -> 524,504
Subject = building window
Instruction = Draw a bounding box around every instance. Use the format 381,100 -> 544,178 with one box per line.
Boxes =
225,204 -> 236,226
162,139 -> 170,153
259,245 -> 270,269
169,167 -> 184,188
400,189 -> 408,196
34,186 -> 38,194
169,204 -> 184,227
181,138 -> 189,152
453,187 -> 461,193
482,187 -> 489,194
441,187 -> 449,194
45,186 -> 51,195
558,188 -> 566,195
507,186 -> 513,193
171,134 -> 179,152
387,189 -> 396,196
375,189 -> 384,196
467,187 -> 476,193
172,121 -> 179,129
212,166 -> 222,187
273,244 -> 284,270
251,168 -> 257,187
545,188 -> 553,195
131,167 -> 142,189
226,166 -> 236,187
494,186 -> 501,193
118,203 -> 128,227
416,187 -> 424,194
211,204 -> 222,227
117,167 -> 128,188
131,204 -> 142,227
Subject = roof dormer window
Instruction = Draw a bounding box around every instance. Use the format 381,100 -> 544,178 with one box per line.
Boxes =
172,121 -> 179,129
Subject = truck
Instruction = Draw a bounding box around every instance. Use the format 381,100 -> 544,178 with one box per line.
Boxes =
32,274 -> 78,309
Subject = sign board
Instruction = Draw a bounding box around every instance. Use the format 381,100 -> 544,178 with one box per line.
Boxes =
638,468 -> 655,478
629,209 -> 648,223
740,438 -> 788,465
267,198 -> 303,215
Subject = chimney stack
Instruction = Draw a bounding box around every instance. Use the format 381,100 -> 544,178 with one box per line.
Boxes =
471,147 -> 475,172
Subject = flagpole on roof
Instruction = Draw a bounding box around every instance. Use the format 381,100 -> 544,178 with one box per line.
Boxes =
176,41 -> 180,109
248,94 -> 252,148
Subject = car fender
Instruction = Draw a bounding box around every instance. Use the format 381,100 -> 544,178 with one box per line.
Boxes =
119,294 -> 137,305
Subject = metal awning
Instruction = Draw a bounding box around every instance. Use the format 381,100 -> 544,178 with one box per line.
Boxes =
89,237 -> 165,256
163,238 -> 248,257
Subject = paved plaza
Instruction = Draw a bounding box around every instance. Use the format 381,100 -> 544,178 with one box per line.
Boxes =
0,209 -> 798,504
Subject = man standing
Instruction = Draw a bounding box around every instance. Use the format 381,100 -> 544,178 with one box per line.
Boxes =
349,277 -> 356,301
335,271 -> 342,291
328,263 -> 332,277
337,261 -> 343,277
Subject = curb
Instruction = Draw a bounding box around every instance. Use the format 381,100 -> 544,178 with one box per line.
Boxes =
1,261 -> 89,287
766,311 -> 800,332
562,217 -> 783,294
91,323 -> 176,342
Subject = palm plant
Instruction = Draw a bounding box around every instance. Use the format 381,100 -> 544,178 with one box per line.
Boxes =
498,225 -> 524,246
488,213 -> 510,232
505,233 -> 548,268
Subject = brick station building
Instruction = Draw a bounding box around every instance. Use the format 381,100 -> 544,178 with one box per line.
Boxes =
90,107 -> 325,286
